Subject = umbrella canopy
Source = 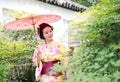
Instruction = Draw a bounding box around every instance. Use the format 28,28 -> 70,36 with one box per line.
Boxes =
4,14 -> 61,30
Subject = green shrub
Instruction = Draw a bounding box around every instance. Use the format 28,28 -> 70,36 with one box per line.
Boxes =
63,0 -> 120,82
0,28 -> 37,81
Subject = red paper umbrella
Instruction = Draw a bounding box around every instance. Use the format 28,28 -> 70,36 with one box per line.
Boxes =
4,14 -> 61,32
4,14 -> 61,44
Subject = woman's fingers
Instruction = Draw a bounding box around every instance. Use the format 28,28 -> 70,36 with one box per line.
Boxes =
36,46 -> 40,53
37,53 -> 40,67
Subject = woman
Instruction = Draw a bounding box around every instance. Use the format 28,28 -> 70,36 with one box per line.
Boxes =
32,23 -> 66,82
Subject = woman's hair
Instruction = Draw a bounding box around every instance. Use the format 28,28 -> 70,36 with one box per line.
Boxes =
37,23 -> 53,39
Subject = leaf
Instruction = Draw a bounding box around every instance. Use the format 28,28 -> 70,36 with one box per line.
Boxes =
114,60 -> 120,67
100,77 -> 111,82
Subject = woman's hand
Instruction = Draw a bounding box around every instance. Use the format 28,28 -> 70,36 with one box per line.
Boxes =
36,46 -> 41,67
37,53 -> 41,67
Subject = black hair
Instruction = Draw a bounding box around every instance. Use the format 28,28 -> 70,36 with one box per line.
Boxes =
37,23 -> 53,39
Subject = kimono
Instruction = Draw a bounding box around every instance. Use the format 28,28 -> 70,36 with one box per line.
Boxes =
32,41 -> 66,82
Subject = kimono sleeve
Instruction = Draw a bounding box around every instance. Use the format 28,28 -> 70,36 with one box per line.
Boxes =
32,46 -> 43,81
32,45 -> 42,66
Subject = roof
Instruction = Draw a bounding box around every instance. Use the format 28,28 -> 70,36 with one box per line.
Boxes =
37,0 -> 88,12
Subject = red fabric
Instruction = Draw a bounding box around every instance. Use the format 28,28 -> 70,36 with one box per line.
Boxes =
41,60 -> 62,77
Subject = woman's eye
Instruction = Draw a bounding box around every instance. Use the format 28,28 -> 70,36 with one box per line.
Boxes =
50,30 -> 53,32
44,30 -> 52,34
45,32 -> 48,34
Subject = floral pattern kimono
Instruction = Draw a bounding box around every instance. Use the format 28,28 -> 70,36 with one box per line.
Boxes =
32,41 -> 66,82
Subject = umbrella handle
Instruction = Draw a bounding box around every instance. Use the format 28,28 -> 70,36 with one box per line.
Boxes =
33,27 -> 39,45
31,16 -> 39,45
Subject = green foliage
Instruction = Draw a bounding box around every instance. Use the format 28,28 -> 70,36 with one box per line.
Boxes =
3,8 -> 36,20
0,25 -> 37,81
64,0 -> 120,82
0,65 -> 10,82
71,0 -> 100,7
0,7 -> 40,81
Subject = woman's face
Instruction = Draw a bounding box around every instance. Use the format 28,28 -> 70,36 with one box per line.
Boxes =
43,26 -> 53,41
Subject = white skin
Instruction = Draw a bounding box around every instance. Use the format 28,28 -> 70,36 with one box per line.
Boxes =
43,26 -> 53,44
36,26 -> 53,67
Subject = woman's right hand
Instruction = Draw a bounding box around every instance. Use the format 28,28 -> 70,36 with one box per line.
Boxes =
36,46 -> 41,67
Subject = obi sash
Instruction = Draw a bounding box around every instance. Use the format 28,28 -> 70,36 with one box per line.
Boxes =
41,60 -> 62,77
